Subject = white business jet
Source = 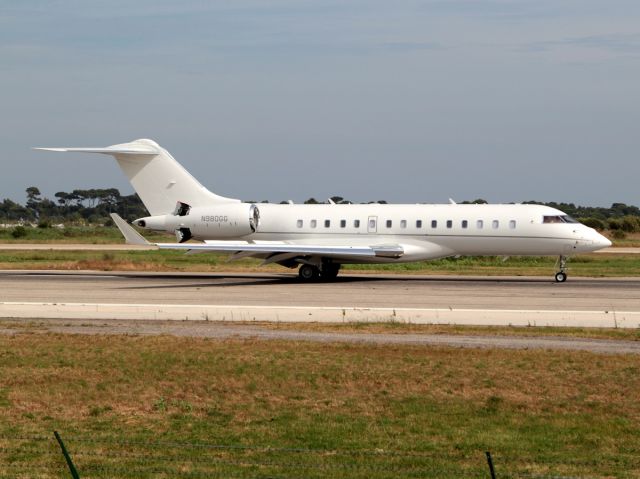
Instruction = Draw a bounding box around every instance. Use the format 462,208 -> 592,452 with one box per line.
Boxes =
36,139 -> 611,282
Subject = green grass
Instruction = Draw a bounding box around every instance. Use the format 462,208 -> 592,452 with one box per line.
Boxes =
0,334 -> 639,478
0,225 -> 170,243
345,253 -> 640,276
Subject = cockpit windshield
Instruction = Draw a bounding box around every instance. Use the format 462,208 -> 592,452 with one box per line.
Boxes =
543,215 -> 579,224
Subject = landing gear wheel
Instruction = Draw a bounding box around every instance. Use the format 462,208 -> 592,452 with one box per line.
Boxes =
321,264 -> 341,280
298,264 -> 320,281
554,255 -> 568,283
555,271 -> 567,283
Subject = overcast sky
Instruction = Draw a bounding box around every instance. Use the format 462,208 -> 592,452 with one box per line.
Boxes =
1,0 -> 639,206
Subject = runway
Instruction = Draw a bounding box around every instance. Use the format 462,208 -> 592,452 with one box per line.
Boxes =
1,270 -> 639,328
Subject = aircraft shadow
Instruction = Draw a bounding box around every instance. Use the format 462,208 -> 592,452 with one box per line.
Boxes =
115,274 -> 558,290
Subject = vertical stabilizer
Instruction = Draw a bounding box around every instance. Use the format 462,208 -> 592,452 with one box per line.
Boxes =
35,139 -> 239,215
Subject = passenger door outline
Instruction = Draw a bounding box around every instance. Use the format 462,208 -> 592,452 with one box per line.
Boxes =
367,216 -> 378,233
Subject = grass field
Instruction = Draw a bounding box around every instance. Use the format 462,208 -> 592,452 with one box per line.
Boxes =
1,333 -> 639,478
0,226 -> 171,244
0,249 -> 638,277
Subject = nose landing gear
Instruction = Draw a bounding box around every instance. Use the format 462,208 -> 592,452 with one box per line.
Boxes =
554,271 -> 567,283
555,255 -> 568,283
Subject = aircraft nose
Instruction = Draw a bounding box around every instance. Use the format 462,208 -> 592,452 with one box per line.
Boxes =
596,233 -> 612,249
589,230 -> 612,250
576,228 -> 611,252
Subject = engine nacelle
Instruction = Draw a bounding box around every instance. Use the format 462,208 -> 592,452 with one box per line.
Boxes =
134,203 -> 260,239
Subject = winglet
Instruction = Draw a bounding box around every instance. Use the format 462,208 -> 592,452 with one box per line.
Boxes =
110,213 -> 151,245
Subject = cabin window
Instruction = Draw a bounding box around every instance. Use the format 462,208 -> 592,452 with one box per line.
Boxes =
477,220 -> 483,229
310,219 -> 317,228
386,220 -> 392,228
296,219 -> 303,228
431,220 -> 437,228
462,220 -> 468,229
416,220 -> 422,228
354,219 -> 360,228
340,219 -> 346,228
509,220 -> 516,229
492,220 -> 499,229
324,219 -> 331,228
446,220 -> 453,229
400,220 -> 407,229
369,218 -> 376,229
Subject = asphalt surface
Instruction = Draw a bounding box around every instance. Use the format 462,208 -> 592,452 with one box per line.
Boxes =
1,271 -> 639,353
1,270 -> 639,311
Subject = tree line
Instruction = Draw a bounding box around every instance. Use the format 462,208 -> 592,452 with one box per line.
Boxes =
1,188 -> 639,234
0,187 -> 148,225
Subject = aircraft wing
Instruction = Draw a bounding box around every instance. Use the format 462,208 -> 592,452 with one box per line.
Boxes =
160,241 -> 404,259
110,213 -> 403,259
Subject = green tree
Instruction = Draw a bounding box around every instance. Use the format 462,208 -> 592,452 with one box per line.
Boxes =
25,186 -> 42,219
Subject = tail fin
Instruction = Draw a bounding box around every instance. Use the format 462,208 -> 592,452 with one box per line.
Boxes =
34,139 -> 239,215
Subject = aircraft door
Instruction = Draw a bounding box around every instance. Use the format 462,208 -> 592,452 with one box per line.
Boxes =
367,216 -> 378,233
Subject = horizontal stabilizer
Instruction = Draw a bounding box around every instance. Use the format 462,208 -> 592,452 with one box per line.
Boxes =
110,213 -> 151,246
33,145 -> 159,156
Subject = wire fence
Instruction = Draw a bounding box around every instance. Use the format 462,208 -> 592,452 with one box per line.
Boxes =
0,433 -> 635,478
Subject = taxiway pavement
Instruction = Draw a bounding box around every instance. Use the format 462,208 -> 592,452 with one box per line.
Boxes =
0,271 -> 639,328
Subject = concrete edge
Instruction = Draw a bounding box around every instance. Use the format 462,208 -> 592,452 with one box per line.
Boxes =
1,302 -> 639,329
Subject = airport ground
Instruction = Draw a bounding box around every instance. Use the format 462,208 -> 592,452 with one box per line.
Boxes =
2,331 -> 640,478
0,247 -> 639,277
1,243 -> 639,477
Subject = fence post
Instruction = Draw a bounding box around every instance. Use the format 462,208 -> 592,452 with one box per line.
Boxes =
54,431 -> 80,479
485,451 -> 496,479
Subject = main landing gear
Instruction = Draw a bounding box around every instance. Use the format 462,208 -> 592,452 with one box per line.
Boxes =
298,262 -> 341,282
298,264 -> 320,281
554,255 -> 568,283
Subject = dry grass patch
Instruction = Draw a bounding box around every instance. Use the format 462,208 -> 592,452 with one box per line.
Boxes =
1,334 -> 639,478
259,321 -> 640,341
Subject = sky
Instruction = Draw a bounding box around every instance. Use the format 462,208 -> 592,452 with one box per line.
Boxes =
1,0 -> 639,206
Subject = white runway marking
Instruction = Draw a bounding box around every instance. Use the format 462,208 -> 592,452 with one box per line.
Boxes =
1,302 -> 639,328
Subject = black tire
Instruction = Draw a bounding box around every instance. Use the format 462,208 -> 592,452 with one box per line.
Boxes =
299,264 -> 320,281
321,264 -> 341,280
555,272 -> 567,283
